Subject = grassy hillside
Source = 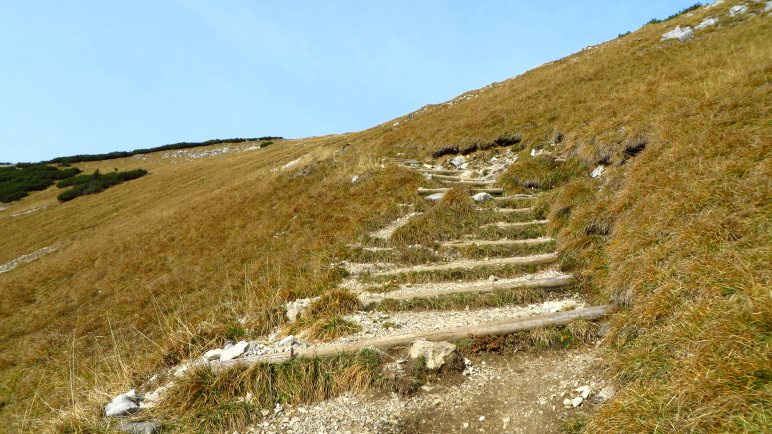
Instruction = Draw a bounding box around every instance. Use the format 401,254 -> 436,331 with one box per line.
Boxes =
0,1 -> 769,432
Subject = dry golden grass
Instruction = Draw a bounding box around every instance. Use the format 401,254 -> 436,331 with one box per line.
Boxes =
1,2 -> 769,432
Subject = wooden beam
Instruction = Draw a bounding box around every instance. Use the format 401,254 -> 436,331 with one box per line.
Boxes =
209,305 -> 614,371
368,253 -> 558,277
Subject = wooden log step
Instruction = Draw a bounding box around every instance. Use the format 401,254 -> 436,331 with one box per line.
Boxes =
417,187 -> 504,196
495,207 -> 534,214
439,237 -> 554,249
374,274 -> 574,301
493,194 -> 538,200
209,305 -> 614,371
481,220 -> 549,228
439,179 -> 497,186
367,253 -> 558,277
417,168 -> 465,175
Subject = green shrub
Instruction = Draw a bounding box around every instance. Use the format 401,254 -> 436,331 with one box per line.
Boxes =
0,164 -> 81,203
56,168 -> 148,202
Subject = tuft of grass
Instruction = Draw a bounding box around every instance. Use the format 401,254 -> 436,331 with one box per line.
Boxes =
458,320 -> 599,354
499,153 -> 587,193
391,187 -> 480,245
306,316 -> 362,341
156,349 -> 384,432
476,222 -> 548,240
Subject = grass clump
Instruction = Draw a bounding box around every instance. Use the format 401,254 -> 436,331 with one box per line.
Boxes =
458,320 -> 599,354
158,349 -> 383,432
56,168 -> 148,202
306,316 -> 361,341
445,240 -> 556,259
286,289 -> 363,341
0,164 -> 81,202
391,187 -> 478,245
499,154 -> 587,193
476,222 -> 548,240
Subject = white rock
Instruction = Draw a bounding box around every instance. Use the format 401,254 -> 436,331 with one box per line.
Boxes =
766,1 -> 772,13
576,385 -> 592,399
478,416 -> 485,421
572,396 -> 584,407
563,398 -> 573,408
597,385 -> 617,401
220,340 -> 249,361
695,17 -> 719,30
285,298 -> 315,323
202,348 -> 223,361
661,26 -> 694,42
281,158 -> 301,170
728,4 -> 748,16
449,156 -> 466,168
105,389 -> 140,417
590,165 -> 605,178
425,192 -> 445,201
277,335 -> 295,347
458,163 -> 469,170
351,175 -> 359,183
408,340 -> 457,370
472,192 -> 494,203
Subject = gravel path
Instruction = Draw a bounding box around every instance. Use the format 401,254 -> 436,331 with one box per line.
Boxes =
336,297 -> 585,344
359,269 -> 569,304
369,212 -> 422,240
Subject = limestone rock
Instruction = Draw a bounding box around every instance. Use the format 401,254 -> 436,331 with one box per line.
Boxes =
695,17 -> 718,30
425,192 -> 445,201
105,389 -> 141,417
590,165 -> 605,178
449,156 -> 466,168
408,339 -> 457,370
728,4 -> 748,16
117,421 -> 161,434
472,192 -> 494,203
220,340 -> 249,361
661,26 -> 693,42
202,348 -> 223,361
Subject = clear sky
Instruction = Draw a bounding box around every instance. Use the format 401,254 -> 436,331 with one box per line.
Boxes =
0,1 -> 700,163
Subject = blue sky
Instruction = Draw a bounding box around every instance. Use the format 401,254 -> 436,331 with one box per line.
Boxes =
0,1 -> 699,163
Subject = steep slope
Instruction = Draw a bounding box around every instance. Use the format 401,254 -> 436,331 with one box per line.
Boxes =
0,1 -> 769,432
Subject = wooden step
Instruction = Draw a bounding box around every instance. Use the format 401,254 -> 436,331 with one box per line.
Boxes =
493,194 -> 538,201
481,220 -> 549,228
417,168 -> 465,176
375,274 -> 574,301
439,237 -> 553,249
368,253 -> 558,277
418,187 -> 504,196
495,207 -> 534,214
439,179 -> 497,186
209,305 -> 614,371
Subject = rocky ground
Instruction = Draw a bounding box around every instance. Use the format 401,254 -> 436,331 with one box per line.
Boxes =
245,346 -> 612,434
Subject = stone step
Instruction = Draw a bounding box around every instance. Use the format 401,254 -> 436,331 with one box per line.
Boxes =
439,237 -> 553,249
417,168 -> 465,175
493,194 -> 538,201
209,305 -> 614,371
365,253 -> 558,277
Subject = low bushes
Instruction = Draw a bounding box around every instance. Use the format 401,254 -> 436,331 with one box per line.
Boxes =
56,168 -> 148,202
0,164 -> 81,203
431,133 -> 523,158
47,137 -> 282,164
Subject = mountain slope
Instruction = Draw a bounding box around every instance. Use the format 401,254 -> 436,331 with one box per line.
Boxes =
0,2 -> 769,432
